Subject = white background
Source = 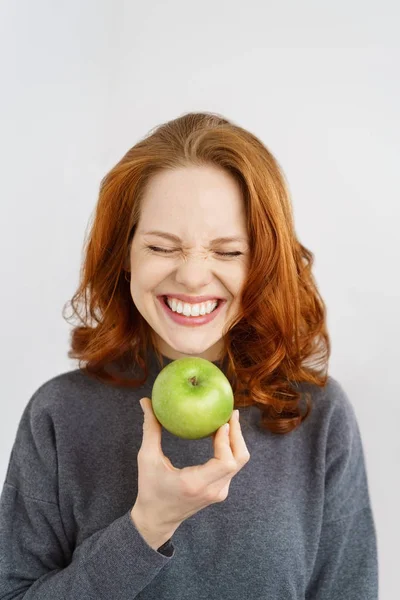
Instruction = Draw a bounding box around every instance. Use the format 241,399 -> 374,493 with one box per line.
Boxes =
0,1 -> 399,598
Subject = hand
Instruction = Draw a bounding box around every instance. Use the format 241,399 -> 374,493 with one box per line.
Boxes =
132,397 -> 251,536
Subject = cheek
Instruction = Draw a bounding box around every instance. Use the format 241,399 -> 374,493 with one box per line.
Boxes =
230,267 -> 247,290
231,276 -> 247,302
132,260 -> 166,288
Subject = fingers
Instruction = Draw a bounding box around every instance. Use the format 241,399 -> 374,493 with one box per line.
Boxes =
213,420 -> 235,466
229,410 -> 251,464
199,410 -> 251,486
139,396 -> 251,491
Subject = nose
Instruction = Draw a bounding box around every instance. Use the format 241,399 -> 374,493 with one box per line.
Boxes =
174,253 -> 214,291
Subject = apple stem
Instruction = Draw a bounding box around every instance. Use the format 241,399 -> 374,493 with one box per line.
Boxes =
189,376 -> 198,386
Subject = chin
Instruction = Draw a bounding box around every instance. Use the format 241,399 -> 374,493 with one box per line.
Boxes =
166,340 -> 223,361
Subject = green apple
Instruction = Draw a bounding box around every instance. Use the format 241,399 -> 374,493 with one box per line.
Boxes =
151,357 -> 234,440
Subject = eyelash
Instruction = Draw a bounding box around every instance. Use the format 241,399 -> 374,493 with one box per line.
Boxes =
147,246 -> 243,257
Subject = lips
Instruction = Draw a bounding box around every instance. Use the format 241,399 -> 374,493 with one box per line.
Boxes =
157,295 -> 226,327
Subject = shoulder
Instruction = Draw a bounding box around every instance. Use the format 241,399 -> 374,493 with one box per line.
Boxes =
22,366 -> 144,441
322,375 -> 360,438
7,367 -> 124,501
34,366 -> 108,398
301,374 -> 358,427
297,375 -> 363,458
21,367 -> 117,428
26,368 -> 90,411
14,369 -> 83,438
305,377 -> 372,520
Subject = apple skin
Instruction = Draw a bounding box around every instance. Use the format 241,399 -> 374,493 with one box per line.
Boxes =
151,357 -> 234,440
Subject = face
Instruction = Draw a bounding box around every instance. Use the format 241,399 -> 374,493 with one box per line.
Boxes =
126,164 -> 250,361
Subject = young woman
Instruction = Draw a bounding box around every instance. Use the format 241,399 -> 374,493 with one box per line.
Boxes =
0,112 -> 378,599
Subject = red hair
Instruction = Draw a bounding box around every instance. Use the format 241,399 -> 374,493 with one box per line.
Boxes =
63,112 -> 330,434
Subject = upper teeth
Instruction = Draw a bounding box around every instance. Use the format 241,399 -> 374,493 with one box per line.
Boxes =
166,297 -> 219,316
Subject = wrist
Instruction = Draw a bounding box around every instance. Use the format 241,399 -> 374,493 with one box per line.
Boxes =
130,504 -> 177,551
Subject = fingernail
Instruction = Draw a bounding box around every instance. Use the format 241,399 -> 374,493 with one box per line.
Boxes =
225,423 -> 230,434
139,399 -> 144,411
234,409 -> 239,421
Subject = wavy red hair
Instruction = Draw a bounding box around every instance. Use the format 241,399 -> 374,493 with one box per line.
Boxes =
63,112 -> 330,434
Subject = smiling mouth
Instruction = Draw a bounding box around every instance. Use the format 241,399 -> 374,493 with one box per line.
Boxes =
162,296 -> 222,313
157,295 -> 227,326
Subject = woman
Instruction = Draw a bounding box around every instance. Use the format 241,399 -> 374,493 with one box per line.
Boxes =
0,112 -> 378,599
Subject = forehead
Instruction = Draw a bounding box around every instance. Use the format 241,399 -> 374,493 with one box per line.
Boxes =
138,166 -> 247,239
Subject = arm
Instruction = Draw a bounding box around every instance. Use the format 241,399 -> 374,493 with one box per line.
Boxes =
305,380 -> 378,599
0,389 -> 175,600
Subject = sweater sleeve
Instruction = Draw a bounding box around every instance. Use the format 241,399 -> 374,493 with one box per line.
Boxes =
305,379 -> 379,599
0,390 -> 175,600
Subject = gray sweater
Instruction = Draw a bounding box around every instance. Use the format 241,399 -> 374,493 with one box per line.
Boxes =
0,349 -> 378,599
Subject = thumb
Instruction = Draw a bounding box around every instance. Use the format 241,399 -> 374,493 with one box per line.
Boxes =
139,397 -> 162,453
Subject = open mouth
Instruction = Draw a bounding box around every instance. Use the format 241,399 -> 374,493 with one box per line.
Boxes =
157,295 -> 226,326
162,296 -> 221,314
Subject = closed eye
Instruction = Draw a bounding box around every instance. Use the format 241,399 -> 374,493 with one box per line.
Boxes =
147,246 -> 243,257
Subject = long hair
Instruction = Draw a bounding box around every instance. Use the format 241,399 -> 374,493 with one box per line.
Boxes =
63,112 -> 330,434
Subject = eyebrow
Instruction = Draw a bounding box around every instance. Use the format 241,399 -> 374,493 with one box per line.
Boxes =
141,230 -> 247,244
